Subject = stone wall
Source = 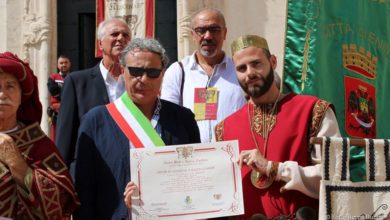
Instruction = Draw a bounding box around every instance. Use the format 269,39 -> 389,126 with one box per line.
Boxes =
0,0 -> 57,134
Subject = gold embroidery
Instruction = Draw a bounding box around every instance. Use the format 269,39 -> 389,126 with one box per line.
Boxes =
42,154 -> 67,175
301,31 -> 311,91
2,123 -> 77,218
248,93 -> 280,190
0,163 -> 8,178
310,99 -> 331,137
215,121 -> 224,141
33,171 -> 62,218
0,175 -> 17,217
8,122 -> 45,148
0,199 -> 13,217
252,103 -> 277,138
231,35 -> 269,55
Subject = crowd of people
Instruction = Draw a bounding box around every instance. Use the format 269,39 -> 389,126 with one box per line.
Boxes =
0,7 -> 354,220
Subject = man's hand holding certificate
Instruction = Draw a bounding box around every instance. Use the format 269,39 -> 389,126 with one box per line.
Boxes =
129,140 -> 244,219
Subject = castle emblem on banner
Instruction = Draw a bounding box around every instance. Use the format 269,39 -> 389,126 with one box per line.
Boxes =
342,44 -> 377,79
343,44 -> 377,138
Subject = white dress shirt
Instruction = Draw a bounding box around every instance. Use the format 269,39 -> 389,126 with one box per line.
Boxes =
99,61 -> 125,102
161,53 -> 246,143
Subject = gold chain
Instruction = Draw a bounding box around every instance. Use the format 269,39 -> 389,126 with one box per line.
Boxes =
247,93 -> 281,189
248,92 -> 281,157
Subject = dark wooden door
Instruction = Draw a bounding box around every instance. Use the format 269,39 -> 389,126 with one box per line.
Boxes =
155,0 -> 178,63
57,0 -> 99,71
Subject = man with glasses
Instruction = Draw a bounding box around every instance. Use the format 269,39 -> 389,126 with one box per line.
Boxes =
73,38 -> 200,219
161,8 -> 246,143
56,18 -> 131,172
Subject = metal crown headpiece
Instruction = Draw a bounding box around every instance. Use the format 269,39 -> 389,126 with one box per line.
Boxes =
231,35 -> 269,56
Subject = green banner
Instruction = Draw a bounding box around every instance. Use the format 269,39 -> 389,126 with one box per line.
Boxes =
284,0 -> 390,181
284,0 -> 390,139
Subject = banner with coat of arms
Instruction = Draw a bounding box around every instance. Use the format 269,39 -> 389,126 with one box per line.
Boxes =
95,0 -> 155,57
283,0 -> 390,140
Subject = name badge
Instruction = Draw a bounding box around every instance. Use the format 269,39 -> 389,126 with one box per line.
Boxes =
194,87 -> 218,120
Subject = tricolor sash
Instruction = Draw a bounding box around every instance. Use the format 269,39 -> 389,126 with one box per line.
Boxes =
106,93 -> 165,148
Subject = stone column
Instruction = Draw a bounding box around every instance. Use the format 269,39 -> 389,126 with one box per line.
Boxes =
176,0 -> 193,60
22,0 -> 57,134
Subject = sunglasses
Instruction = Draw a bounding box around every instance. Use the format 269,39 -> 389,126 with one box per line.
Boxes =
127,66 -> 162,79
193,25 -> 223,37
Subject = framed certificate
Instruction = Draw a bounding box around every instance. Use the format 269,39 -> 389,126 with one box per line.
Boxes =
130,140 -> 244,219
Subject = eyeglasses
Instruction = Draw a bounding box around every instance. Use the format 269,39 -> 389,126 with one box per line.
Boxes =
127,66 -> 162,79
192,25 -> 223,37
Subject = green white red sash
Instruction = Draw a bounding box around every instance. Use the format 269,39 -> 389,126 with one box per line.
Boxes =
106,93 -> 165,148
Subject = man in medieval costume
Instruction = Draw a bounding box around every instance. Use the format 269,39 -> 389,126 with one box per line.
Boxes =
0,52 -> 80,219
215,35 -> 341,219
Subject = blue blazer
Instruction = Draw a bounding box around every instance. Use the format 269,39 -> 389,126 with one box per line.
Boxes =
56,64 -> 109,167
73,100 -> 200,220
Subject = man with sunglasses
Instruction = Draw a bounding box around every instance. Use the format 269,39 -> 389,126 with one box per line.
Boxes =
73,38 -> 200,220
161,8 -> 246,143
55,18 -> 131,173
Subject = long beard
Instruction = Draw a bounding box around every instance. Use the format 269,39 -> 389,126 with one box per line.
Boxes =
241,69 -> 274,98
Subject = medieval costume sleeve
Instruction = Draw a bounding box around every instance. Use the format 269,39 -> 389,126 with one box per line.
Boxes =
215,97 -> 341,201
277,108 -> 341,199
1,122 -> 80,219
